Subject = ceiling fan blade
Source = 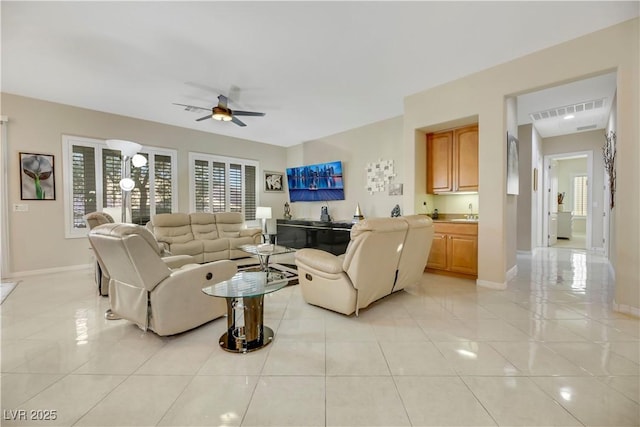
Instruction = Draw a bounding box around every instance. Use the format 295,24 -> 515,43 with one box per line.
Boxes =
231,116 -> 247,127
196,114 -> 212,121
232,110 -> 265,117
218,95 -> 228,108
173,102 -> 210,112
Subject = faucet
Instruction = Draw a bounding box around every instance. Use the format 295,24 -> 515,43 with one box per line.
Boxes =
467,203 -> 473,219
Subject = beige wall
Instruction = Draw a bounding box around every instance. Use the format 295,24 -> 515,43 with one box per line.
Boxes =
517,124 -> 533,252
2,94 -> 288,274
286,116 -> 404,222
403,17 -> 638,308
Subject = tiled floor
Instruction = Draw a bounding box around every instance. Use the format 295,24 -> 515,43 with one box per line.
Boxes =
1,248 -> 638,426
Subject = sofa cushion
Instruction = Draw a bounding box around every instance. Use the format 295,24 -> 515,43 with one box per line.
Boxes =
152,213 -> 194,244
190,213 -> 220,240
215,212 -> 245,237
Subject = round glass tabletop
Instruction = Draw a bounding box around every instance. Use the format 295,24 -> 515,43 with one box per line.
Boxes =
202,271 -> 289,298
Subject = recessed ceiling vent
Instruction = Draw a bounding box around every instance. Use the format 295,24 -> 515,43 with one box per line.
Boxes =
529,98 -> 606,121
576,124 -> 598,131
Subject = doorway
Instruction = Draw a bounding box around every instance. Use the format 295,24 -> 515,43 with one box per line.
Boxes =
543,151 -> 592,250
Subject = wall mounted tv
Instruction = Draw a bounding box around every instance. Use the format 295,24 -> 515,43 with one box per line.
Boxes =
286,161 -> 345,202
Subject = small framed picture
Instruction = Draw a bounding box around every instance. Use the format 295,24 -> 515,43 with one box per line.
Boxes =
264,171 -> 284,192
20,152 -> 55,200
389,183 -> 403,196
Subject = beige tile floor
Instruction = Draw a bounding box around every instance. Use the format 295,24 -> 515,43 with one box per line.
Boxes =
1,248 -> 638,426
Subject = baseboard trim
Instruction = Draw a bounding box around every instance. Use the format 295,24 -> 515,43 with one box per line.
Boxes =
4,263 -> 92,279
613,301 -> 640,318
608,260 -> 616,281
506,265 -> 518,281
476,279 -> 507,290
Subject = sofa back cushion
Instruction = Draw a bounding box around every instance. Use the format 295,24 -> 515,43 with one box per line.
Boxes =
190,213 -> 220,240
394,215 -> 434,292
215,212 -> 244,237
342,217 -> 408,310
151,213 -> 194,244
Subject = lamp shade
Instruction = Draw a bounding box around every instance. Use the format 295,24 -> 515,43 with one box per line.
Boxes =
131,154 -> 148,167
106,139 -> 142,157
255,206 -> 272,219
119,178 -> 135,191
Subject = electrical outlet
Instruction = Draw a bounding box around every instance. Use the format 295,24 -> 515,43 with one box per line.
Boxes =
13,204 -> 29,212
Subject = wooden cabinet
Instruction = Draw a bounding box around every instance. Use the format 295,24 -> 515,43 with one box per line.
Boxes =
427,124 -> 478,193
426,222 -> 478,278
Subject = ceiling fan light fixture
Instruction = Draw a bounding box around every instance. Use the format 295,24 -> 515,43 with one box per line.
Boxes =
212,106 -> 232,121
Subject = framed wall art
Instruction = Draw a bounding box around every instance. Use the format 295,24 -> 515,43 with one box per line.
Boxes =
264,171 -> 284,192
20,152 -> 55,200
506,133 -> 519,195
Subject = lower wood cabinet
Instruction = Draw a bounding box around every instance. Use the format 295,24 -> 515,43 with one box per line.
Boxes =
426,222 -> 478,278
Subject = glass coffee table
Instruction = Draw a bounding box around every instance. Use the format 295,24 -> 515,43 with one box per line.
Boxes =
239,244 -> 296,272
202,271 -> 288,353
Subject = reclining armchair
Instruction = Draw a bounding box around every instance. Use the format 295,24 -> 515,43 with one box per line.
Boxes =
295,215 -> 433,315
88,223 -> 236,336
84,212 -> 194,296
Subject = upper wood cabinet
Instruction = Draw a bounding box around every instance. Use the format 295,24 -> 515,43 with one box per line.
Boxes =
427,124 -> 478,193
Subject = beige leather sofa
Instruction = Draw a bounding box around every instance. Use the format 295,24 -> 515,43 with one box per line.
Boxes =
148,212 -> 262,263
295,215 -> 434,315
88,223 -> 236,336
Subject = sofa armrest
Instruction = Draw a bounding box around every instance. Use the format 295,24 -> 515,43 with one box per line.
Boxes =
162,254 -> 196,269
240,227 -> 262,238
171,259 -> 237,283
295,248 -> 344,274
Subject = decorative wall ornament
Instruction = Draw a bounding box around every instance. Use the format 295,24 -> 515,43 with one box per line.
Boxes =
264,171 -> 284,192
366,159 -> 395,194
603,131 -> 616,209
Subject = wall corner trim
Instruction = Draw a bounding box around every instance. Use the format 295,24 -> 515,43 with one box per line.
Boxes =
612,301 -> 640,318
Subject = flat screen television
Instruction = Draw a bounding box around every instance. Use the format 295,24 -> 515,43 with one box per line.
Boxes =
286,160 -> 345,202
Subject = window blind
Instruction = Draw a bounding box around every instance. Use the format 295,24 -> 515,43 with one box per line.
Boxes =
573,175 -> 588,216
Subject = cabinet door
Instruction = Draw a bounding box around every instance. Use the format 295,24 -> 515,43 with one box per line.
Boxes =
426,233 -> 448,270
454,125 -> 479,192
448,234 -> 478,275
427,132 -> 453,193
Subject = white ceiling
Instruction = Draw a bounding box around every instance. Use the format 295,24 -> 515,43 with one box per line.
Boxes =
2,2 -> 638,147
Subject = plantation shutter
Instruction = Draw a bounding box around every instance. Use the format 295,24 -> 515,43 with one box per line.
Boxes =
131,153 -> 150,225
154,155 -> 173,214
573,176 -> 588,216
193,159 -> 209,212
244,165 -> 256,220
229,163 -> 242,213
211,161 -> 226,213
102,149 -> 122,210
71,145 -> 97,228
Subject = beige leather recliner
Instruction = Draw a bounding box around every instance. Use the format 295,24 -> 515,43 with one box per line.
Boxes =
84,212 -> 195,296
88,223 -> 236,336
295,215 -> 433,315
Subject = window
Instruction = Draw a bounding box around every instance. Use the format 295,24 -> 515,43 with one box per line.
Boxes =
63,135 -> 177,238
573,175 -> 588,216
189,153 -> 258,220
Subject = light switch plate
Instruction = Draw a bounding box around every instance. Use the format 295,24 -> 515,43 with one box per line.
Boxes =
13,204 -> 29,212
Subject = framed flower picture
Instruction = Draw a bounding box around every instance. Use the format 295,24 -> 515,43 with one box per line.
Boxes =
264,171 -> 284,192
20,152 -> 55,200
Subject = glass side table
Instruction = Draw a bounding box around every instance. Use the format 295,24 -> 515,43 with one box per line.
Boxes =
202,271 -> 288,353
239,244 -> 296,272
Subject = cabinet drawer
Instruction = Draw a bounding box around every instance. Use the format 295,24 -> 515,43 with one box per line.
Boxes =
433,222 -> 478,235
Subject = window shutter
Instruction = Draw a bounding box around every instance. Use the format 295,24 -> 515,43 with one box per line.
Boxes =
131,153 -> 150,225
154,154 -> 173,214
211,161 -> 226,213
71,145 -> 97,228
229,163 -> 242,213
573,176 -> 588,216
244,165 -> 256,220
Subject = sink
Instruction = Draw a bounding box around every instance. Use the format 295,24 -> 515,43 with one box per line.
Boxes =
450,218 -> 479,222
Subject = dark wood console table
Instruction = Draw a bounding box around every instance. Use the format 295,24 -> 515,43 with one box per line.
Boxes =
276,219 -> 353,255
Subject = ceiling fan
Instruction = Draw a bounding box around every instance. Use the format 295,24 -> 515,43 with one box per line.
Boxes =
173,95 -> 265,127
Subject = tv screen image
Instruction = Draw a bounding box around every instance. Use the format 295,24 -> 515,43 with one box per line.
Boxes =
286,161 -> 345,202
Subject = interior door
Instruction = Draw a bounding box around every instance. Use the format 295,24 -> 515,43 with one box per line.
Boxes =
547,160 -> 558,246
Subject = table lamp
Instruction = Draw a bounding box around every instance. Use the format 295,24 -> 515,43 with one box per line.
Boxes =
255,206 -> 272,242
